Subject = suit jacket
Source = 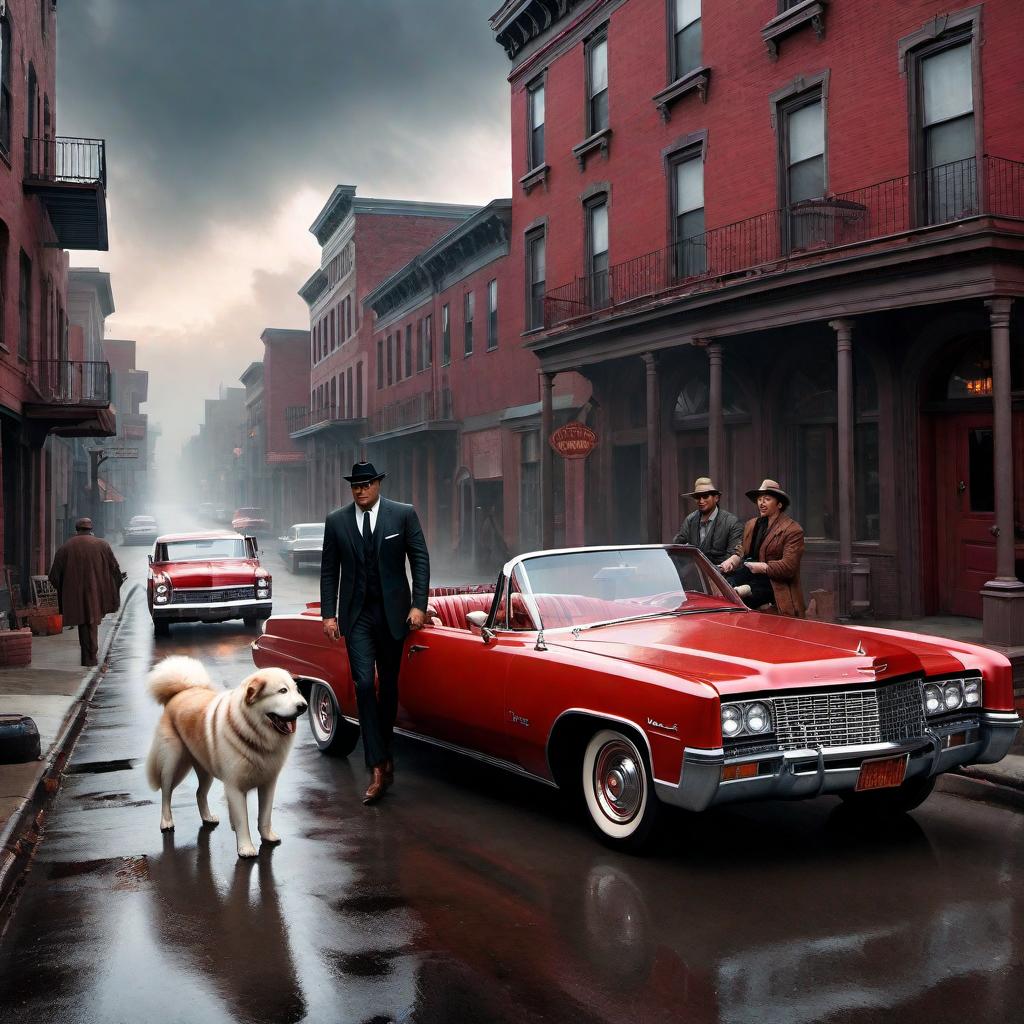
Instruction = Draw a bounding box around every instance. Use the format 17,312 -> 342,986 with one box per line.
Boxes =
672,507 -> 743,565
740,513 -> 805,617
320,497 -> 430,641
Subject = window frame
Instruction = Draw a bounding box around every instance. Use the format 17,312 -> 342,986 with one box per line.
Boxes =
463,290 -> 475,357
668,143 -> 706,278
585,29 -> 609,136
0,14 -> 11,160
18,250 -> 30,362
487,279 -> 498,351
584,193 -> 610,308
442,303 -> 451,366
527,77 -> 546,171
376,340 -> 384,389
525,226 -> 546,333
668,0 -> 702,84
424,313 -> 433,369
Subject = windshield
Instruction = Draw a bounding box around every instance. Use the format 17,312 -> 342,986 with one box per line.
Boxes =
296,525 -> 324,539
510,547 -> 742,630
159,538 -> 249,562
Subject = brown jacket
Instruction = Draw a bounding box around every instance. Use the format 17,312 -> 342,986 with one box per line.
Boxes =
48,534 -> 123,626
741,513 -> 805,617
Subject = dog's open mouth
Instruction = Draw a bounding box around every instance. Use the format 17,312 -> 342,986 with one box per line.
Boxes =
267,712 -> 299,735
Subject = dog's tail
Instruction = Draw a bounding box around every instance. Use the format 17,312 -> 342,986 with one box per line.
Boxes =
147,656 -> 214,705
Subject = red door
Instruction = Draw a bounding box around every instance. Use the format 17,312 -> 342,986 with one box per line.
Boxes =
936,414 -> 995,617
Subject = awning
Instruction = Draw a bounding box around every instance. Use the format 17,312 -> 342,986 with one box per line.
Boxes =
98,478 -> 126,503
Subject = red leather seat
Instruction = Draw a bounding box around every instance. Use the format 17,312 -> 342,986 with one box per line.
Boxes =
428,593 -> 495,630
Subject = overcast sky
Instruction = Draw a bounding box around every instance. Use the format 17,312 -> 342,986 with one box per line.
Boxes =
57,0 -> 512,461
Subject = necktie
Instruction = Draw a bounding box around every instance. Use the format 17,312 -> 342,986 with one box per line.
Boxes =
362,510 -> 372,552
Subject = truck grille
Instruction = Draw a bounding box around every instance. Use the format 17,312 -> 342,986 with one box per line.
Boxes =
171,586 -> 256,604
772,678 -> 926,750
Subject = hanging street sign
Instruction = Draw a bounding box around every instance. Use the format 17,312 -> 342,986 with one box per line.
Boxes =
87,447 -> 140,458
549,421 -> 599,459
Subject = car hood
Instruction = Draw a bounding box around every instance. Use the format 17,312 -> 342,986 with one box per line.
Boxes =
159,559 -> 261,587
544,610 -> 972,695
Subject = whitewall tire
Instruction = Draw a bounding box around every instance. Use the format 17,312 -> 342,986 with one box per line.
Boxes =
582,728 -> 660,851
308,682 -> 360,757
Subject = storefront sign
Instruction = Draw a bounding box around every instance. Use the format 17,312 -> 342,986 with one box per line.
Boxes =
549,422 -> 598,459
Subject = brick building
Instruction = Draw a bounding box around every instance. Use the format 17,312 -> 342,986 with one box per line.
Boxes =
102,339 -> 149,528
0,2 -> 111,586
291,186 -> 478,521
489,0 -> 1024,660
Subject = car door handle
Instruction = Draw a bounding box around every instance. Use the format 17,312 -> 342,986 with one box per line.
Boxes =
407,644 -> 428,658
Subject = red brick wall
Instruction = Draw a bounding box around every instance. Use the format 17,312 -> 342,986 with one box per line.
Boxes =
507,0 -> 1024,308
263,333 -> 309,456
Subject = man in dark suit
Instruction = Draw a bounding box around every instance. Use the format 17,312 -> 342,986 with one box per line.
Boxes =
672,477 -> 743,569
320,461 -> 430,803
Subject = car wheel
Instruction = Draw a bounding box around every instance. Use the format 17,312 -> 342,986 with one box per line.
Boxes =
153,620 -> 170,638
308,682 -> 360,757
839,775 -> 936,814
290,554 -> 299,573
581,728 -> 660,852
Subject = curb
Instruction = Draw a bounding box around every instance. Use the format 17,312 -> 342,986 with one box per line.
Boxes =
0,586 -> 138,922
939,769 -> 1024,812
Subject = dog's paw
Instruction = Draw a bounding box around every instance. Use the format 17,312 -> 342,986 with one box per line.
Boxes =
160,820 -> 174,832
259,830 -> 281,845
236,843 -> 259,858
201,817 -> 219,829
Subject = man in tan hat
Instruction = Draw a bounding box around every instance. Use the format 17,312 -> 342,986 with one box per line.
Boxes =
672,477 -> 743,569
721,479 -> 805,616
48,518 -> 125,666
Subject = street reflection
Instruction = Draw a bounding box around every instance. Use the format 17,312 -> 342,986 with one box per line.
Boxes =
145,829 -> 305,1024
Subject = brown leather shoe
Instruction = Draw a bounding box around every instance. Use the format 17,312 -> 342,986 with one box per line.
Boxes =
383,758 -> 394,787
363,766 -> 386,804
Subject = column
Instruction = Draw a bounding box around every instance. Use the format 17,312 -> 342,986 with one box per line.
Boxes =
829,319 -> 855,618
540,371 -> 555,549
706,342 -> 724,486
643,352 -> 662,541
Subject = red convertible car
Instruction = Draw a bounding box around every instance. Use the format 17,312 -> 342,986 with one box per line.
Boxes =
149,530 -> 272,636
231,507 -> 270,535
251,545 -> 1021,849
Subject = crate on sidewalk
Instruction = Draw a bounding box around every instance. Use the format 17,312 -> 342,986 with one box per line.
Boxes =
0,627 -> 32,667
25,611 -> 62,636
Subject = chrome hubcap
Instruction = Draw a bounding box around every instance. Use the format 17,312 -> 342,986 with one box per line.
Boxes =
593,740 -> 643,823
315,689 -> 333,737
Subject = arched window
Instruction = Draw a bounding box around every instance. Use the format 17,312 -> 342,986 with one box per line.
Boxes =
672,373 -> 748,425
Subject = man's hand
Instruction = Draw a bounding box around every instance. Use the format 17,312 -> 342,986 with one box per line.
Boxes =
719,555 -> 741,573
322,617 -> 340,641
746,561 -> 769,575
407,607 -> 426,631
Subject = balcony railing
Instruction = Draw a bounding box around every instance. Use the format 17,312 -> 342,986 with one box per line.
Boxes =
370,388 -> 453,436
32,360 -> 111,406
286,404 -> 362,435
24,136 -> 107,186
544,155 -> 1024,329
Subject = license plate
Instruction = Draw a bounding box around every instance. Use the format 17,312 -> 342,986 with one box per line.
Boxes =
855,754 -> 908,792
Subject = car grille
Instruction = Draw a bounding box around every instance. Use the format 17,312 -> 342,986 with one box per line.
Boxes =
171,586 -> 257,604
771,678 -> 926,750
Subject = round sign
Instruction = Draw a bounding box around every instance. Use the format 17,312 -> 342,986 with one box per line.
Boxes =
549,421 -> 598,459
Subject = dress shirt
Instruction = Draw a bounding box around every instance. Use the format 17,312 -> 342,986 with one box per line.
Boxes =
354,498 -> 381,535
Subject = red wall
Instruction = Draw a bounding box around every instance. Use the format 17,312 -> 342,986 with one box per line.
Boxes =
506,0 -> 1024,307
263,333 -> 309,456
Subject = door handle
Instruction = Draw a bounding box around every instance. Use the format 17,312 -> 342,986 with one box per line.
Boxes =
957,480 -> 967,495
407,644 -> 428,658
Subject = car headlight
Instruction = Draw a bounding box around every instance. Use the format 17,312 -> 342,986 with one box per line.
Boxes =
155,595 -> 168,604
743,702 -> 771,734
721,705 -> 743,738
923,684 -> 943,715
156,584 -> 168,595
963,678 -> 982,706
943,682 -> 964,711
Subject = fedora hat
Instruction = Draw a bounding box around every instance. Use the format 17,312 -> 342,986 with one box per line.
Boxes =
745,478 -> 790,508
343,461 -> 386,484
684,477 -> 721,499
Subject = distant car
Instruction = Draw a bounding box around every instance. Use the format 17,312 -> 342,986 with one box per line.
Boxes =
123,515 -> 159,546
278,523 -> 325,572
197,502 -> 215,519
232,507 -> 270,534
214,507 -> 231,523
148,530 -> 272,637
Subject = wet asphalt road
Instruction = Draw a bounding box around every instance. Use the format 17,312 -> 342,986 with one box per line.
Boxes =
0,532 -> 1023,1023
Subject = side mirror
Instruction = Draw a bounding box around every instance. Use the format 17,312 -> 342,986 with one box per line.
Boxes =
465,610 -> 494,643
147,554 -> 153,566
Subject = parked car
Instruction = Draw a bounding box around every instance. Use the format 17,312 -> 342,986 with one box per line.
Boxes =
252,544 -> 1021,850
278,522 -> 325,572
214,507 -> 230,524
231,507 -> 270,534
197,501 -> 215,519
148,530 -> 272,637
123,514 -> 159,546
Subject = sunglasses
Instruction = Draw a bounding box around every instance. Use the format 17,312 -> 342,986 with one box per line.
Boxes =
351,482 -> 377,491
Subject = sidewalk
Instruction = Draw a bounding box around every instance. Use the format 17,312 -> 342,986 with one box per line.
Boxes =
0,589 -> 134,916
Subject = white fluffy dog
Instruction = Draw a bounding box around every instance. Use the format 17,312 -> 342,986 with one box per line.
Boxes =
145,656 -> 307,858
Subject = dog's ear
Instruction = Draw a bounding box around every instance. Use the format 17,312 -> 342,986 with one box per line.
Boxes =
244,675 -> 267,706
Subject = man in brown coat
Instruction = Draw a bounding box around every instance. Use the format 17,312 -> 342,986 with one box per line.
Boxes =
721,479 -> 805,616
49,517 -> 125,666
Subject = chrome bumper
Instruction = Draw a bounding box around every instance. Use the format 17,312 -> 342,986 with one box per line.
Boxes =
655,710 -> 1022,812
152,599 -> 273,622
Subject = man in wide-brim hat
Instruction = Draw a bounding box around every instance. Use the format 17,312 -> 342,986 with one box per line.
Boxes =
671,477 -> 743,568
720,478 -> 805,616
320,461 -> 430,804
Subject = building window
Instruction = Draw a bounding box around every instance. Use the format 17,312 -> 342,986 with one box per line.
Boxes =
672,151 -> 706,277
917,39 -> 976,223
780,92 -> 825,250
424,313 -> 433,369
376,340 -> 383,389
441,304 -> 451,365
487,280 -> 498,350
586,197 -> 609,308
464,291 -> 474,356
405,324 -> 413,376
0,15 -> 10,158
330,309 -> 336,351
671,0 -> 701,81
356,362 -> 363,416
416,319 -> 425,372
586,32 -> 609,135
528,80 -> 545,169
347,367 -> 354,418
526,228 -> 546,331
386,334 -> 394,386
18,251 -> 30,361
